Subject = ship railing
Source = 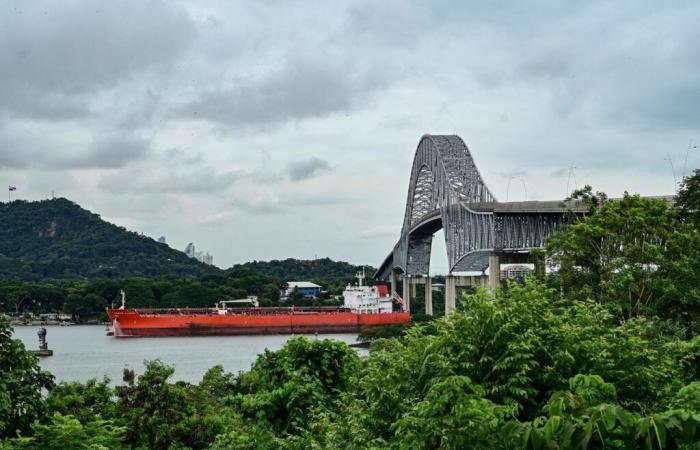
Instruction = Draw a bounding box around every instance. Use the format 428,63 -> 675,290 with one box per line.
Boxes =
133,308 -> 214,315
132,306 -> 355,315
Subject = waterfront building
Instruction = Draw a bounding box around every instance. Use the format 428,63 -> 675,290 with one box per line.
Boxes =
281,281 -> 322,300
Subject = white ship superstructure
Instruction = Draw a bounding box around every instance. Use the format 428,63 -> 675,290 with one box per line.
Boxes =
342,269 -> 394,314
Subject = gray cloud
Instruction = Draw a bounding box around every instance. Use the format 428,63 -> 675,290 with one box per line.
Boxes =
356,225 -> 400,239
0,1 -> 196,120
179,57 -> 390,129
549,167 -> 571,177
79,136 -> 152,169
230,192 -> 283,215
286,157 -> 331,181
99,166 -> 243,194
503,5 -> 700,132
0,126 -> 151,169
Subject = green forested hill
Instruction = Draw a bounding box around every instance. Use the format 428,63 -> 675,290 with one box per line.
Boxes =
229,257 -> 375,279
0,198 -> 219,280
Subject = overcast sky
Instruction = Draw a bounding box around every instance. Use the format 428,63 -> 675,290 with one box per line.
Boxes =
1,1 -> 698,273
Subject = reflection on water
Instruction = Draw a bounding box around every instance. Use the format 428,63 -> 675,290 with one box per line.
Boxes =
13,325 -> 361,384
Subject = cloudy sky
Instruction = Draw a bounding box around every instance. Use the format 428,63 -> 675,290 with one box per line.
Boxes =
1,1 -> 698,273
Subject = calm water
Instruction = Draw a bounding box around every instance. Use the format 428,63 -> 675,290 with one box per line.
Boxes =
13,325 -> 361,384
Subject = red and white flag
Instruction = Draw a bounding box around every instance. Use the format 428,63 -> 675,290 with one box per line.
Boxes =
8,186 -> 16,191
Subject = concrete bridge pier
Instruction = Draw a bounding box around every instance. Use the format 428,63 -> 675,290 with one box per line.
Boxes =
390,270 -> 398,297
488,253 -> 501,290
402,276 -> 411,313
424,277 -> 433,315
402,275 -> 432,315
445,275 -> 456,314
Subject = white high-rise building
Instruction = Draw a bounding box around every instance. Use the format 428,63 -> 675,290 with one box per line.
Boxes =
185,242 -> 213,265
195,251 -> 214,265
158,236 -> 167,244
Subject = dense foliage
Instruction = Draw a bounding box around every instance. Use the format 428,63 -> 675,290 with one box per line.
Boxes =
0,273 -> 285,319
1,171 -> 698,448
0,199 -> 217,280
3,278 -> 700,449
230,258 -> 374,280
547,187 -> 700,327
0,316 -> 54,440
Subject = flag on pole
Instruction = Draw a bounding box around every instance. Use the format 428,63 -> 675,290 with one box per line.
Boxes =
8,186 -> 16,191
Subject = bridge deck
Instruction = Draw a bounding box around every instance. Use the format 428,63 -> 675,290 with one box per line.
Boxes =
466,200 -> 588,213
468,195 -> 675,214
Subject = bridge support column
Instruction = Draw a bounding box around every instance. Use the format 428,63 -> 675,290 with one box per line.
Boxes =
402,276 -> 411,313
488,254 -> 501,290
424,277 -> 433,316
410,280 -> 417,298
390,271 -> 397,297
534,253 -> 546,280
445,275 -> 456,314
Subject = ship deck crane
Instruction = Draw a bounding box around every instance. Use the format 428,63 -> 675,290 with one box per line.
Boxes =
216,297 -> 259,314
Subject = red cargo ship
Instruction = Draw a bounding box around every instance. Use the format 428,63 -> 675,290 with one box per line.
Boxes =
106,306 -> 409,337
107,278 -> 409,337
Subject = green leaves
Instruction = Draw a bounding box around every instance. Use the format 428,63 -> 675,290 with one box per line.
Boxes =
393,375 -> 508,450
234,337 -> 360,436
6,413 -> 127,450
0,316 -> 54,439
510,377 -> 700,450
547,189 -> 700,328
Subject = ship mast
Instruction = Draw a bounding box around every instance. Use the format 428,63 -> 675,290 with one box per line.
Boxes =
356,267 -> 366,287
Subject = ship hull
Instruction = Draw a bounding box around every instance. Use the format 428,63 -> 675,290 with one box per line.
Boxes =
107,308 -> 410,337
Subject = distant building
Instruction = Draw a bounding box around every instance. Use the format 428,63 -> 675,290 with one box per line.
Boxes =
281,281 -> 322,300
158,236 -> 167,244
195,251 -> 214,266
184,242 -> 214,265
500,264 -> 533,280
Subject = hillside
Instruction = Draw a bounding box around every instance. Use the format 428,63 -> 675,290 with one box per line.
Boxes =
229,257 -> 376,279
0,198 -> 219,280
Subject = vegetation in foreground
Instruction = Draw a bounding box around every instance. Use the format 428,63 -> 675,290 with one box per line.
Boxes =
4,278 -> 700,450
0,170 -> 699,449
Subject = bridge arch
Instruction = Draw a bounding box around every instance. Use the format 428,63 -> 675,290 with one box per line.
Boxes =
377,135 -> 497,279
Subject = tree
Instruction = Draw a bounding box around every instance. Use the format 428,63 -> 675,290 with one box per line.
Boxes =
0,316 -> 54,439
235,337 -> 360,435
5,413 -> 127,450
115,360 -> 191,449
547,192 -> 680,319
394,376 -> 508,450
45,378 -> 116,425
506,376 -> 700,449
63,293 -> 85,319
677,168 -> 700,227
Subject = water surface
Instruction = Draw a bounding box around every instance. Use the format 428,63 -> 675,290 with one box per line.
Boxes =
13,325 -> 360,384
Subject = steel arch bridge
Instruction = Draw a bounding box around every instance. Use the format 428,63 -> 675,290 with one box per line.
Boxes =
376,134 -> 579,280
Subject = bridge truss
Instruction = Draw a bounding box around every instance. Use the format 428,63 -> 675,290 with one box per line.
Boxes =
377,135 -> 497,279
376,134 -> 584,280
